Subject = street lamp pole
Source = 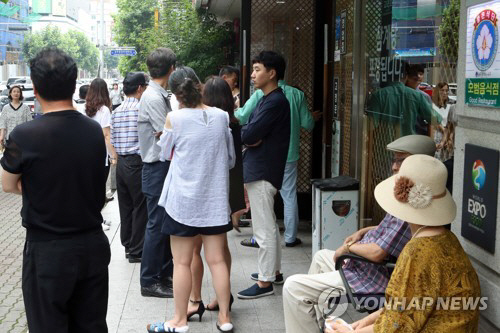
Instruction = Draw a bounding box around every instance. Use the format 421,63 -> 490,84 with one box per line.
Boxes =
99,0 -> 105,78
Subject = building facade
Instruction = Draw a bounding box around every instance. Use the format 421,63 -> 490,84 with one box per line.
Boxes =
0,0 -> 30,81
31,0 -> 92,37
206,0 -> 499,330
89,0 -> 116,47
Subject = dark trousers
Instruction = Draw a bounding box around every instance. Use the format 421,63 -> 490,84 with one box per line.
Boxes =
22,231 -> 111,333
117,154 -> 148,257
140,161 -> 173,287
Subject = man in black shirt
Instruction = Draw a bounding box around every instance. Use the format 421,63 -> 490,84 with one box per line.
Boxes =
1,48 -> 110,332
237,51 -> 291,299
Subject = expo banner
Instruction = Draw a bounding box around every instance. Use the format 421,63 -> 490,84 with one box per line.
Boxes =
461,144 -> 498,254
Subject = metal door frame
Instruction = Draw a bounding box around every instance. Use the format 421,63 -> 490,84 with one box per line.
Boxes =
349,0 -> 365,181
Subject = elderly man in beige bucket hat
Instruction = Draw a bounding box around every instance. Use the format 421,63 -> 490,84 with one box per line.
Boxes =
282,135 -> 436,333
329,155 -> 480,333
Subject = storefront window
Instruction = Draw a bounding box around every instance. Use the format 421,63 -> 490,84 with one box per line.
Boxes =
358,0 -> 460,223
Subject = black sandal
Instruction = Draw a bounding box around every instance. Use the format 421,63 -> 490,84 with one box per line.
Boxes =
187,299 -> 205,322
206,294 -> 234,311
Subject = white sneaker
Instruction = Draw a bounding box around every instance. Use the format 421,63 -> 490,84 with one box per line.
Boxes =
102,223 -> 110,231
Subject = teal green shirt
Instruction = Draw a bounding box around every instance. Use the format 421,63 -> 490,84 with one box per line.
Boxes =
235,80 -> 314,162
367,82 -> 442,136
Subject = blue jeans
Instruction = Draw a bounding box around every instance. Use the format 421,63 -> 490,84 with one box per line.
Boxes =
140,161 -> 173,287
280,161 -> 299,243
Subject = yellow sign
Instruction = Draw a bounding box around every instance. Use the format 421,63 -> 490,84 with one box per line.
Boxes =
154,8 -> 159,30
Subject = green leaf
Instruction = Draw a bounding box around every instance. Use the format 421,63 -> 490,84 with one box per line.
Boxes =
22,26 -> 99,75
113,0 -> 234,78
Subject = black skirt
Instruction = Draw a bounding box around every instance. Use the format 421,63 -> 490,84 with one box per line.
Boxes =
161,211 -> 233,237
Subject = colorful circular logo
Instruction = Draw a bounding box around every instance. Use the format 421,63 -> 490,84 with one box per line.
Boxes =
472,10 -> 499,71
472,160 -> 486,190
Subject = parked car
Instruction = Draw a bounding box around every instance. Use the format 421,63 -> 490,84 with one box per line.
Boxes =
448,83 -> 457,96
12,77 -> 33,91
0,81 -> 7,91
418,82 -> 433,98
23,90 -> 36,114
6,76 -> 30,89
0,96 -> 8,110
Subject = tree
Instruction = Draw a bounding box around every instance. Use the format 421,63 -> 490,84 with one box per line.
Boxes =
22,26 -> 99,75
438,0 -> 460,64
112,0 -> 157,74
65,30 -> 99,73
158,1 -> 232,80
104,52 -> 119,70
113,0 -> 233,79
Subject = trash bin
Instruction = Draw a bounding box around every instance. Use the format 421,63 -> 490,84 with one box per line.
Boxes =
311,176 -> 359,256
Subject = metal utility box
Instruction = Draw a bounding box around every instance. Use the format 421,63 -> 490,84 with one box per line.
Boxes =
311,176 -> 359,255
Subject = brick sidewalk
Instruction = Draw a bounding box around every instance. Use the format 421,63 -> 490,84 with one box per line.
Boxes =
0,167 -> 28,333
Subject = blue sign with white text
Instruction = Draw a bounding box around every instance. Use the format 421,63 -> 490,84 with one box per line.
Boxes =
110,49 -> 137,56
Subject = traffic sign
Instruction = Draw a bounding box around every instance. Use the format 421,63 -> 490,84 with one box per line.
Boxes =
110,49 -> 137,56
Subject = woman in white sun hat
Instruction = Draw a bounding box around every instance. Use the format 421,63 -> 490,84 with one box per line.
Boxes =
329,154 -> 481,333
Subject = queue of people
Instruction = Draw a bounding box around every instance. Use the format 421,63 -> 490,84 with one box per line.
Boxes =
0,45 -> 481,333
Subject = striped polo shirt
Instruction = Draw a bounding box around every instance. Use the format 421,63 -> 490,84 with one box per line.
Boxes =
111,97 -> 141,156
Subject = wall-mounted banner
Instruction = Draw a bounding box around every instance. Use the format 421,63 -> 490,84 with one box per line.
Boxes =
340,10 -> 346,55
465,1 -> 500,107
334,15 -> 341,62
394,47 -> 436,57
333,77 -> 339,119
461,144 -> 498,254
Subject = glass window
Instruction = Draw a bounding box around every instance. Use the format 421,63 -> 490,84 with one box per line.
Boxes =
358,0 -> 460,223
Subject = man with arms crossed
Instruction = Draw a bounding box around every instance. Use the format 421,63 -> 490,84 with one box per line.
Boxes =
237,51 -> 291,299
282,135 -> 436,333
235,75 -> 321,248
138,47 -> 176,298
1,48 -> 110,332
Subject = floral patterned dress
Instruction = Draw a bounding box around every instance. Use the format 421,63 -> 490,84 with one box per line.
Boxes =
374,231 -> 480,333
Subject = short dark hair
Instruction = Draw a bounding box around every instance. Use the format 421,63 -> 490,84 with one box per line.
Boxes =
123,72 -> 147,96
219,66 -> 239,78
29,47 -> 77,101
79,84 -> 90,99
252,51 -> 286,81
146,47 -> 176,78
123,84 -> 138,96
203,76 -> 238,123
8,86 -> 23,101
405,63 -> 425,78
169,66 -> 202,108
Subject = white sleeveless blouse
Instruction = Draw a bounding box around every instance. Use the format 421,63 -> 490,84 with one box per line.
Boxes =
157,107 -> 235,227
